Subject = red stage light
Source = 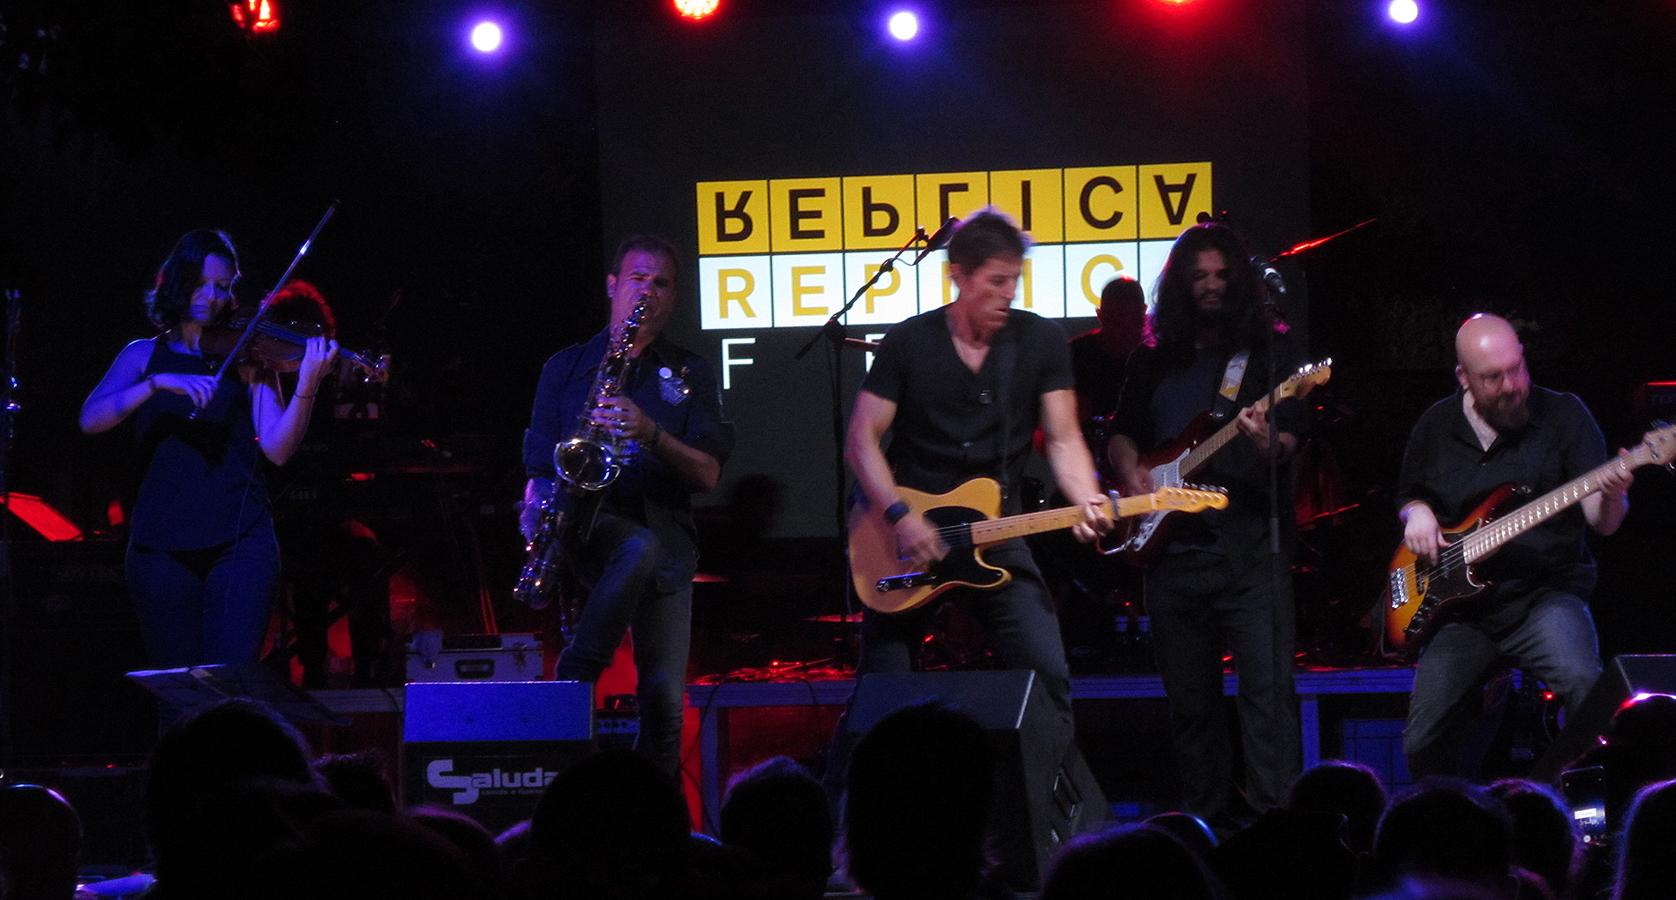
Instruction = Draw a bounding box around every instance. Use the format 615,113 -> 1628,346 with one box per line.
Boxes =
0,492 -> 84,542
673,0 -> 720,21
229,0 -> 280,35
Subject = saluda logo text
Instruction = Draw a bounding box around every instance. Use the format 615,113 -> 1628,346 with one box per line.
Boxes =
426,759 -> 560,805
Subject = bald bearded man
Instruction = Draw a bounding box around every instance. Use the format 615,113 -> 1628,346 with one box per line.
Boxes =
1394,313 -> 1634,777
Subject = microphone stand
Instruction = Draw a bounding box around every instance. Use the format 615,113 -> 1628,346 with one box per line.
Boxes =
0,289 -> 20,760
793,227 -> 929,656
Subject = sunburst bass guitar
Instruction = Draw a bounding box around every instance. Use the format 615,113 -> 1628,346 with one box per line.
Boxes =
850,478 -> 1228,614
1381,422 -> 1676,656
1105,359 -> 1332,567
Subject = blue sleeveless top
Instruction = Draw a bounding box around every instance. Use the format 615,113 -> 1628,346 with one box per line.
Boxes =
130,341 -> 270,549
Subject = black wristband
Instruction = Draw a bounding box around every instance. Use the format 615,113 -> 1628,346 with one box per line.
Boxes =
884,499 -> 911,525
649,422 -> 663,447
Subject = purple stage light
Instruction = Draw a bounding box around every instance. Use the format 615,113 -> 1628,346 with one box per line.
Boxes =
470,20 -> 504,53
1387,0 -> 1419,25
887,10 -> 920,42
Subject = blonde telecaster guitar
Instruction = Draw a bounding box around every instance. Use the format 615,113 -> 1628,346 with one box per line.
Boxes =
850,477 -> 1228,614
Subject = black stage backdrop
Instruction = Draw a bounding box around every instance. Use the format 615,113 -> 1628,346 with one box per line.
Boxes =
594,0 -> 1310,538
0,0 -> 1672,652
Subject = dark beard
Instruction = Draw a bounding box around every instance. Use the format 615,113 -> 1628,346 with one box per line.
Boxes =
1192,302 -> 1228,331
1482,398 -> 1531,431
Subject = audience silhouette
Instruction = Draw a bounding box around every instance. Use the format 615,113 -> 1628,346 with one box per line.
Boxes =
1613,778 -> 1676,900
1040,823 -> 1225,900
0,784 -> 81,900
842,703 -> 1005,900
720,755 -> 833,900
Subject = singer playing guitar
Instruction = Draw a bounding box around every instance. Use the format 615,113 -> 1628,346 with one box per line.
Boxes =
1394,313 -> 1632,778
826,210 -> 1113,798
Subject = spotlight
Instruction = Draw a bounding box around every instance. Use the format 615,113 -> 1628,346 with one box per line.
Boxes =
470,20 -> 504,53
228,0 -> 280,35
887,10 -> 919,42
1387,0 -> 1419,25
673,0 -> 721,21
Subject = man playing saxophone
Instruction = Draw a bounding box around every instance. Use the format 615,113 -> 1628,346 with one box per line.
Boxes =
520,234 -> 731,776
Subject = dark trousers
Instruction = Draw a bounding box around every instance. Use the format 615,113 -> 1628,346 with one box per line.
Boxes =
555,512 -> 692,778
125,520 -> 281,668
826,542 -> 1075,807
1404,587 -> 1601,778
1146,548 -> 1300,829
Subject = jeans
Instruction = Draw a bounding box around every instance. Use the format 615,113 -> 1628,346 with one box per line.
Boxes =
1404,586 -> 1602,777
555,512 -> 693,777
1146,548 -> 1300,828
125,519 -> 281,668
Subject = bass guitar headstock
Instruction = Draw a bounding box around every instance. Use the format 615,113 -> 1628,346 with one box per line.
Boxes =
1639,420 -> 1676,469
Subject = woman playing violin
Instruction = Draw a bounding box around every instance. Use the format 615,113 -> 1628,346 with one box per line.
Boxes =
79,229 -> 339,667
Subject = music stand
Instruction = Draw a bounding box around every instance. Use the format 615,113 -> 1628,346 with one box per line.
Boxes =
125,663 -> 348,727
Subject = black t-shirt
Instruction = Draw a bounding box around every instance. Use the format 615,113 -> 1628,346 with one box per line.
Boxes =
862,307 -> 1073,510
1394,385 -> 1607,597
1110,337 -> 1308,558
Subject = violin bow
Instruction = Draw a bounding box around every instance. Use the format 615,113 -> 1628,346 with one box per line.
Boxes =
191,201 -> 339,420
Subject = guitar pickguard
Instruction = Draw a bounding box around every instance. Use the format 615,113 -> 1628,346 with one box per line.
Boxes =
1112,456 -> 1184,555
874,503 -> 1007,595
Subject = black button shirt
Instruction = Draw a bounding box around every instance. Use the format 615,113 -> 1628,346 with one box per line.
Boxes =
1394,385 -> 1608,596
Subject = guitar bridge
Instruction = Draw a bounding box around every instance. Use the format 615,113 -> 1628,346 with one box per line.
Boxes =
876,571 -> 937,593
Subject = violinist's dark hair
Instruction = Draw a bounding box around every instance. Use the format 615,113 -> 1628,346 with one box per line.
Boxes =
609,234 -> 680,280
146,229 -> 240,331
946,208 -> 1028,274
1149,222 -> 1271,359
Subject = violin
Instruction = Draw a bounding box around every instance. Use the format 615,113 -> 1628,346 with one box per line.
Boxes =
200,305 -> 389,383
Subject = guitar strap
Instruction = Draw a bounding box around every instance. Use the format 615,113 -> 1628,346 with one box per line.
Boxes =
993,325 -> 1018,503
1212,350 -> 1251,420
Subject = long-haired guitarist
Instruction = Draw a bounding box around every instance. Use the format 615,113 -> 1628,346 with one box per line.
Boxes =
1105,221 -> 1307,834
1395,313 -> 1632,778
829,210 -> 1114,795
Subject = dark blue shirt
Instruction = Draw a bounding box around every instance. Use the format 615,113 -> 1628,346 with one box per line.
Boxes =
1111,337 -> 1308,558
131,341 -> 270,549
523,331 -> 730,567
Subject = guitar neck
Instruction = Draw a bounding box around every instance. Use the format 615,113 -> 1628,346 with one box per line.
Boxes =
966,495 -> 1164,546
1179,382 -> 1295,475
1180,417 -> 1243,475
1462,448 -> 1647,562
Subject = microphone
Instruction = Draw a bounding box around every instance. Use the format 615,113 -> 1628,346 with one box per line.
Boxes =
1252,256 -> 1287,298
913,217 -> 959,263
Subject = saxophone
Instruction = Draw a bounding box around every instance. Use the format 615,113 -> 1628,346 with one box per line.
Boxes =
513,295 -> 651,641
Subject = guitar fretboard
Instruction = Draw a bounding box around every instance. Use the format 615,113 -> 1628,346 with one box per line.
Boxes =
1462,449 -> 1647,562
1181,417 -> 1243,475
1178,372 -> 1317,475
966,495 -> 1160,546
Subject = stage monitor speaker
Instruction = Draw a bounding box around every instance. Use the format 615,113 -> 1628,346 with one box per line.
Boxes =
840,670 -> 1109,890
402,681 -> 594,833
1532,655 -> 1676,781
